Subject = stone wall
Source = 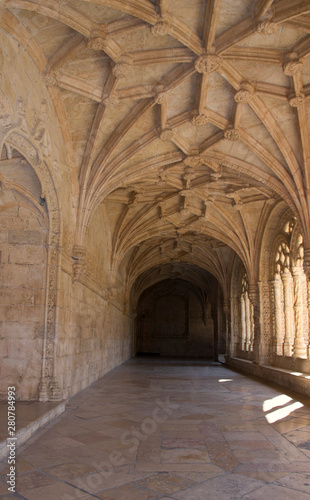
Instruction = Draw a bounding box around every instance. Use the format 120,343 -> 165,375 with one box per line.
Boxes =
0,204 -> 48,399
56,269 -> 133,399
136,279 -> 214,358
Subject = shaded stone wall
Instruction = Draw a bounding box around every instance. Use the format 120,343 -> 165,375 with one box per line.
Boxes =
0,205 -> 48,399
136,279 -> 214,358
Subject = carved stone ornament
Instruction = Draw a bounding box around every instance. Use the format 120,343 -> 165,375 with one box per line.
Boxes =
234,81 -> 255,103
151,19 -> 171,37
257,20 -> 278,35
155,92 -> 168,105
112,63 -> 133,79
234,89 -> 253,104
87,30 -> 109,51
72,245 -> 87,282
283,53 -> 304,76
184,155 -> 204,168
160,129 -> 174,141
288,92 -> 305,107
102,94 -> 119,107
224,127 -> 240,141
43,72 -> 60,87
303,248 -> 310,279
191,112 -> 208,127
195,54 -> 221,74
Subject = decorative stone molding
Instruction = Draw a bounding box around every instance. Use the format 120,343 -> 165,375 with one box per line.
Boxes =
288,92 -> 305,107
154,91 -> 168,105
112,63 -> 133,79
195,54 -> 221,74
87,30 -> 109,51
183,166 -> 195,188
234,81 -> 255,103
257,20 -> 278,35
224,127 -> 239,141
291,266 -> 307,358
191,112 -> 209,126
184,155 -> 204,168
102,94 -> 119,107
43,72 -> 60,87
160,128 -> 174,141
303,248 -> 310,279
72,245 -> 87,282
151,18 -> 171,37
31,100 -> 52,159
3,129 -> 62,401
108,287 -> 117,304
283,53 -> 304,76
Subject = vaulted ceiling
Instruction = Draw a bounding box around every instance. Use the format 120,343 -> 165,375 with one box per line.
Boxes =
2,0 -> 310,290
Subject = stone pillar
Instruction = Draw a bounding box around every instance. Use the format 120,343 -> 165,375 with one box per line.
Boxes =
244,293 -> 251,351
303,248 -> 310,358
248,284 -> 260,363
39,244 -> 63,402
281,269 -> 294,356
240,295 -> 246,351
291,266 -> 307,358
273,274 -> 284,355
223,300 -> 231,359
72,244 -> 87,282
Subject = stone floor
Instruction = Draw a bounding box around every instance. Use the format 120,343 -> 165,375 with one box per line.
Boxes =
1,358 -> 310,499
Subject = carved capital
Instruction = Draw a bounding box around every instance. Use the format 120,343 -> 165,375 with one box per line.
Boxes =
191,111 -> 209,126
72,245 -> 87,281
151,19 -> 171,37
108,287 -> 117,303
288,92 -> 305,107
154,91 -> 168,105
160,128 -> 174,141
257,20 -> 278,35
195,54 -> 221,74
224,127 -> 239,141
102,94 -> 119,106
43,72 -> 60,87
303,248 -> 310,279
87,30 -> 109,51
234,82 -> 255,103
248,283 -> 259,303
283,53 -> 304,76
184,155 -> 204,168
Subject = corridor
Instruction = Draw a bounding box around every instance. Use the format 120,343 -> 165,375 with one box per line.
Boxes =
1,358 -> 310,499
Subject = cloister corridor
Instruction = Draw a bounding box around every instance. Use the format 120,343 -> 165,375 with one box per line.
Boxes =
1,357 -> 310,499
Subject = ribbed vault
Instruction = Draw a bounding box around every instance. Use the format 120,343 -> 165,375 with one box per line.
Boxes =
1,0 -> 310,295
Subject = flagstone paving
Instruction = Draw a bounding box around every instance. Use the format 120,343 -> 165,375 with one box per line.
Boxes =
1,358 -> 310,499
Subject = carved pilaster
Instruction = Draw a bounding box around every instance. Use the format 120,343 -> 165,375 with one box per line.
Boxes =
283,52 -> 304,76
273,275 -> 284,355
72,245 -> 87,282
244,292 -> 251,351
240,295 -> 246,351
248,284 -> 260,363
291,267 -> 307,358
223,300 -> 231,358
39,377 -> 62,402
281,269 -> 294,356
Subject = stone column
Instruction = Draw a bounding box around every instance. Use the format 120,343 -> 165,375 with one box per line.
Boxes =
291,266 -> 307,358
273,274 -> 284,355
281,269 -> 294,356
223,300 -> 231,359
39,244 -> 63,401
303,248 -> 310,358
240,295 -> 246,351
248,284 -> 260,363
244,293 -> 251,351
